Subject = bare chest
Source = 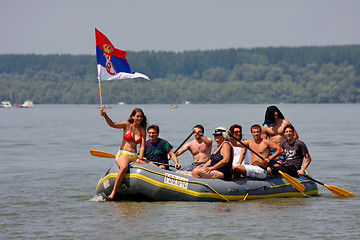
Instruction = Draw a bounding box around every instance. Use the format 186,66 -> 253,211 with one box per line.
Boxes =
249,142 -> 270,156
266,122 -> 286,136
189,142 -> 210,154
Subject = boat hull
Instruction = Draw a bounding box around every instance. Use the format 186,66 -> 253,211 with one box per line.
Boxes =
96,163 -> 318,202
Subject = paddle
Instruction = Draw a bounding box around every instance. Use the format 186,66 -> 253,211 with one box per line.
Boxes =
173,131 -> 194,154
227,132 -> 306,192
302,174 -> 354,197
90,149 -> 115,158
271,159 -> 354,197
90,150 -> 176,168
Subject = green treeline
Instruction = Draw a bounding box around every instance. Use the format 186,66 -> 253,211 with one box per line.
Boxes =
1,45 -> 360,104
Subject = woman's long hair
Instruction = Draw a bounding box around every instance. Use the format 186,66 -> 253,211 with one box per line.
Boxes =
128,108 -> 147,128
263,106 -> 285,126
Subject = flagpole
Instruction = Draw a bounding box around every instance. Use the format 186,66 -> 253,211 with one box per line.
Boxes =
98,78 -> 103,110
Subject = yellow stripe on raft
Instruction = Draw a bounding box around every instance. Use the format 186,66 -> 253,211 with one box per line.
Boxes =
96,172 -> 232,201
96,172 -> 318,201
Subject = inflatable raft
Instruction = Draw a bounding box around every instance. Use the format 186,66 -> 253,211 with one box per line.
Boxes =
95,163 -> 318,202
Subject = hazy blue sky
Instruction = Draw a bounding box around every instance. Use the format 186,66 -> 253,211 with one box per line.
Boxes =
1,0 -> 359,54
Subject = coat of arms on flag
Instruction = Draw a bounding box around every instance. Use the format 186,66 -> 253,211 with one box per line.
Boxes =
95,28 -> 150,81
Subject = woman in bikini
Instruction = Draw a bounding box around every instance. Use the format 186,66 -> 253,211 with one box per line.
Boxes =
100,108 -> 147,200
192,127 -> 233,180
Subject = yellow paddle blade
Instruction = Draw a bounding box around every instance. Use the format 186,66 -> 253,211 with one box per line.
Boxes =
90,150 -> 116,159
324,184 -> 355,197
279,170 -> 306,192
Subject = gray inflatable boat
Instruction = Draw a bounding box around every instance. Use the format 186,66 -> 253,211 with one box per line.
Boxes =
95,163 -> 318,202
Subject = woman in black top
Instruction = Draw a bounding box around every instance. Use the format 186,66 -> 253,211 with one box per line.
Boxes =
192,127 -> 233,180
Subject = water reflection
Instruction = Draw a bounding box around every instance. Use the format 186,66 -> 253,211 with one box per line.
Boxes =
111,202 -> 145,218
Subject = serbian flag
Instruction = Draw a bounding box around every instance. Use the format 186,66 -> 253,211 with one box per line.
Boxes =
95,28 -> 150,81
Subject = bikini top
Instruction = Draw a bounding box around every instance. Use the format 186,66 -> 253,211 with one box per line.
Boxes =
124,124 -> 142,144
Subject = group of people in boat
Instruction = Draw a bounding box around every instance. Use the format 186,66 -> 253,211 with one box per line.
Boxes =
100,105 -> 312,200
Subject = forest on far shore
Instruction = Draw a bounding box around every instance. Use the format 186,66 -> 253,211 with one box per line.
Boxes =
1,45 -> 360,104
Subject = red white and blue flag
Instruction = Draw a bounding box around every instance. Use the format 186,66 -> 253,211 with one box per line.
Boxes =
95,28 -> 150,81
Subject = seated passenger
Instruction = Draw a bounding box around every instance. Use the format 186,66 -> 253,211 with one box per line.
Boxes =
176,124 -> 212,171
268,125 -> 312,177
192,127 -> 233,180
100,108 -> 147,200
229,124 -> 251,166
140,125 -> 181,169
233,124 -> 283,179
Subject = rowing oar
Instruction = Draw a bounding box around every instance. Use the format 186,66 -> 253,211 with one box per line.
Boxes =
227,132 -> 306,192
90,150 -> 176,168
173,131 -> 194,154
90,149 -> 115,158
272,160 -> 354,197
301,174 -> 354,197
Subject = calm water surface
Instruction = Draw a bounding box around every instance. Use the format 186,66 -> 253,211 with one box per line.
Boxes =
1,104 -> 359,239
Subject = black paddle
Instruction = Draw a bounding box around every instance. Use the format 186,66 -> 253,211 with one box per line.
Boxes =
164,131 -> 194,168
173,131 -> 194,154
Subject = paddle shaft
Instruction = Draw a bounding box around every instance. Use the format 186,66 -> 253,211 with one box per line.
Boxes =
302,174 -> 324,186
173,131 -> 194,154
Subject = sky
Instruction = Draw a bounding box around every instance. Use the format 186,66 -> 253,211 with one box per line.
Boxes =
1,0 -> 360,55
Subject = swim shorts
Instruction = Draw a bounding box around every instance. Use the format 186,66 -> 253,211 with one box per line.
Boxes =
181,162 -> 205,171
244,165 -> 267,179
116,150 -> 138,162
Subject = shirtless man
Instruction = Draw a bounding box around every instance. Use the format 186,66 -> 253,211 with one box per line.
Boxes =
233,124 -> 283,179
262,106 -> 299,145
176,124 -> 212,171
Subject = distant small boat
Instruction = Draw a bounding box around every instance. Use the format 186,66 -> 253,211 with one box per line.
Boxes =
118,102 -> 126,105
170,104 -> 178,109
184,101 -> 191,104
21,100 -> 34,108
1,101 -> 13,108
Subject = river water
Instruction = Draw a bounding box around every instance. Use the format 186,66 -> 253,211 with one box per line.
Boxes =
1,104 -> 359,239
